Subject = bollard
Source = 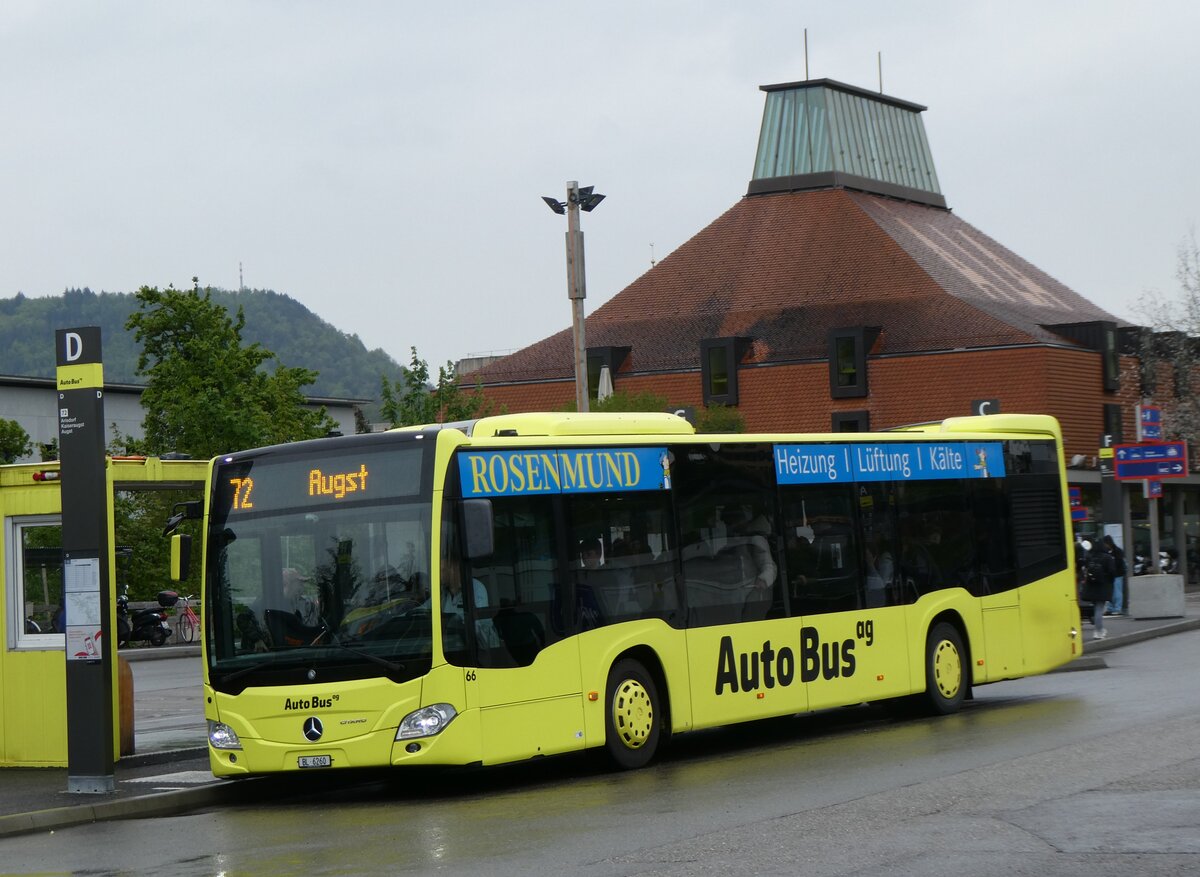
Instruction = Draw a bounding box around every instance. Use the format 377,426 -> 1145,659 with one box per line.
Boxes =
1129,573 -> 1185,619
118,657 -> 134,757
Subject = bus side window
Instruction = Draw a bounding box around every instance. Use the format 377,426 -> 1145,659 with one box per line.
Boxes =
469,496 -> 560,669
672,443 -> 780,627
782,485 -> 859,616
566,490 -> 678,629
858,483 -> 899,609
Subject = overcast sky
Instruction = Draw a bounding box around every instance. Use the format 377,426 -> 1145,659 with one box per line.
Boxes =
3,2 -> 1197,372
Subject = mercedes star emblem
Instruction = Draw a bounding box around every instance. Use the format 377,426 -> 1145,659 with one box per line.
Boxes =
303,716 -> 324,741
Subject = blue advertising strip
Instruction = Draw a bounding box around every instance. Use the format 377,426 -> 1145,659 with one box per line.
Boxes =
459,447 -> 671,497
775,442 -> 1005,484
774,445 -> 854,483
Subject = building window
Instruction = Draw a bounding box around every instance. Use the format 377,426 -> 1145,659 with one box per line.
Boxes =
1103,403 -> 1123,445
828,327 -> 878,399
586,346 -> 631,401
700,338 -> 749,406
1102,323 -> 1119,392
6,515 -> 63,649
832,410 -> 870,432
708,346 -> 730,396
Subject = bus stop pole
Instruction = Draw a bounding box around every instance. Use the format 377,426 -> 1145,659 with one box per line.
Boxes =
56,327 -> 115,794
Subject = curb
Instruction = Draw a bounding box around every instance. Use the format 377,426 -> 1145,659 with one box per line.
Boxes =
120,746 -> 208,768
1083,617 -> 1200,654
0,781 -> 247,840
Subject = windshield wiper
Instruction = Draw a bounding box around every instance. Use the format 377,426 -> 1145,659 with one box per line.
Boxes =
216,654 -> 283,688
324,636 -> 407,675
315,614 -> 406,675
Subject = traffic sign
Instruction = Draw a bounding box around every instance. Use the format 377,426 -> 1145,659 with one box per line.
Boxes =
1137,404 -> 1162,441
1113,441 -> 1188,480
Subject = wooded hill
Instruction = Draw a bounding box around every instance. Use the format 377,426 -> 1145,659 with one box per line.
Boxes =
0,288 -> 404,401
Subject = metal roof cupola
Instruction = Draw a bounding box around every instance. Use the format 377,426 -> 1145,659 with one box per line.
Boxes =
749,79 -> 945,208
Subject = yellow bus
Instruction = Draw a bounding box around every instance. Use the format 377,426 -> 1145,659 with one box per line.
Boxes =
174,412 -> 1081,776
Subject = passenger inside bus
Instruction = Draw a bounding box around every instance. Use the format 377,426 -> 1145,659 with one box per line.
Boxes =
723,504 -> 778,620
438,554 -> 500,649
575,537 -> 638,628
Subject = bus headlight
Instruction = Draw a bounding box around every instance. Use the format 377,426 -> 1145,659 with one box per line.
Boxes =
396,703 -> 457,740
208,720 -> 243,750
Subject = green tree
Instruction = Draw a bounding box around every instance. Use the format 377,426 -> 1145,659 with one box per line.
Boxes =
379,347 -> 496,427
353,406 -> 371,435
591,389 -> 669,413
696,403 -> 746,433
125,282 -> 335,458
114,488 -> 203,602
559,389 -> 670,413
0,417 -> 32,463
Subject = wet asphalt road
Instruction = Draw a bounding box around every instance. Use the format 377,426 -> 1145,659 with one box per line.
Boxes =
6,630 -> 1199,876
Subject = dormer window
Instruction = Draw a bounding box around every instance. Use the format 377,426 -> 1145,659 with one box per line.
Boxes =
700,337 -> 751,406
828,327 -> 879,399
586,346 -> 631,399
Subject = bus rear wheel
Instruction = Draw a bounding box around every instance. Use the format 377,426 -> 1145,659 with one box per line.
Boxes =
604,658 -> 661,770
922,622 -> 967,715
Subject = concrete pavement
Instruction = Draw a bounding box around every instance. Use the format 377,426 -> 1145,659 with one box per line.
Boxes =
2,589 -> 1199,839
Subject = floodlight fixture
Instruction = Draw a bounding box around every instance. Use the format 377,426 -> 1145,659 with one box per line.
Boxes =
542,196 -> 566,215
580,192 -> 606,212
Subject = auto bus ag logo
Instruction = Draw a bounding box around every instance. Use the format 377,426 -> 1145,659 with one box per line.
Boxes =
303,717 -> 324,741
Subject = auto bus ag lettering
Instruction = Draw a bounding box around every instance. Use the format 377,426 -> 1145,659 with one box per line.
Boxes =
284,695 -> 336,711
715,620 -> 875,694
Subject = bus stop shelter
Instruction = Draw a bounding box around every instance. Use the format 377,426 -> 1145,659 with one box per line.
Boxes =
1,456 -> 207,767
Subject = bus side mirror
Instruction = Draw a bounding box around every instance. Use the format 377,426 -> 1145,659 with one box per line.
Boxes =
462,499 -> 494,560
163,500 -> 202,536
171,534 -> 192,581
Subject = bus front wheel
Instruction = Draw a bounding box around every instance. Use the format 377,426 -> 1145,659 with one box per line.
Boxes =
604,658 -> 661,770
922,622 -> 967,715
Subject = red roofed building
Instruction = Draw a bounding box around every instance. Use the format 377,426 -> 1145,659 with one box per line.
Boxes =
467,79 -> 1197,576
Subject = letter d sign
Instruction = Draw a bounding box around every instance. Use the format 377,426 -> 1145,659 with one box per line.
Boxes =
65,332 -> 84,362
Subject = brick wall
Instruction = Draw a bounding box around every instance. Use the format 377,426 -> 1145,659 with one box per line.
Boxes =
477,345 -> 1129,459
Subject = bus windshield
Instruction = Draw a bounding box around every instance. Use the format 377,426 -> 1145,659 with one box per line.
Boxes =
205,439 -> 433,691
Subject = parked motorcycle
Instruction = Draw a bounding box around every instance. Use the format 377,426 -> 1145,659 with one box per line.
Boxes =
1133,550 -> 1180,576
116,590 -> 171,647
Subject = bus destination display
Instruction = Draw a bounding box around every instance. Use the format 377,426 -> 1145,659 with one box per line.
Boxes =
218,446 -> 423,515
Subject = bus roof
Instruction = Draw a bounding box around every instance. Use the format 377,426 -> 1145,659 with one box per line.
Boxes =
401,411 -> 1061,443
406,412 -> 697,439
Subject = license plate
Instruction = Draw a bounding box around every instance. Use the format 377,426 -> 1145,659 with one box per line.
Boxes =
297,755 -> 332,769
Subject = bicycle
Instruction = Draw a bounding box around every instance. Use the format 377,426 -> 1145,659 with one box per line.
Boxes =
175,594 -> 200,643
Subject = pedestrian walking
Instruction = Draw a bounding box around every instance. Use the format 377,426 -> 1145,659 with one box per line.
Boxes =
1080,539 -> 1115,640
1102,534 -> 1126,616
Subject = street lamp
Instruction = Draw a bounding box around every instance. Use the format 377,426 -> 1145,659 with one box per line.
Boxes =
543,181 -> 604,413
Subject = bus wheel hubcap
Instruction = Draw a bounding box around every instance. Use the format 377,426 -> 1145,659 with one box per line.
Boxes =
612,679 -> 653,750
933,640 -> 961,699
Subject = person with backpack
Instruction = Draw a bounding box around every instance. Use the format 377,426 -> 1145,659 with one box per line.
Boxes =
1101,534 -> 1126,617
1080,539 -> 1116,640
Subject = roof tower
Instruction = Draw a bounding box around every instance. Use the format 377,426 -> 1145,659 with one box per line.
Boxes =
750,79 -> 945,208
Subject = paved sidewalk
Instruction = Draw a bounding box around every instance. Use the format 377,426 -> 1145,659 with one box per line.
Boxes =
2,588 -> 1198,839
